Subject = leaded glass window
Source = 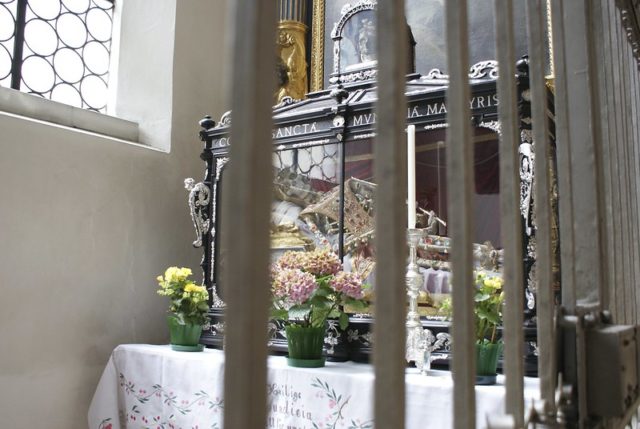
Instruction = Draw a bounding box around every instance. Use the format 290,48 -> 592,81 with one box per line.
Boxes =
0,0 -> 115,112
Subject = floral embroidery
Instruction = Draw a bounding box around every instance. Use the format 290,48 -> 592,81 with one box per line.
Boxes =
117,373 -> 223,428
97,418 -> 112,429
310,377 -> 372,429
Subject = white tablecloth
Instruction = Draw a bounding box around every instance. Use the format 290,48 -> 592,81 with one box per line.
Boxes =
88,344 -> 539,429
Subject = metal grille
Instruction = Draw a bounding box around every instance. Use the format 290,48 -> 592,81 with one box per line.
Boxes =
0,0 -> 115,112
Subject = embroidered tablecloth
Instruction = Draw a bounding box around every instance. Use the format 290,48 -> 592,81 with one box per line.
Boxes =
88,344 -> 539,429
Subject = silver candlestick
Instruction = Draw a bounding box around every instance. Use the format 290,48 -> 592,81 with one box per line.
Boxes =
405,228 -> 427,370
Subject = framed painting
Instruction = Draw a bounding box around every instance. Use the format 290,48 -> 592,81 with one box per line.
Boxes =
309,0 -> 532,92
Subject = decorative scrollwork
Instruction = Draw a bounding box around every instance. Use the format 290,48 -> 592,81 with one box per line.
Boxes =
424,68 -> 448,79
324,320 -> 341,355
421,61 -> 499,81
477,120 -> 501,136
216,111 -> 232,128
208,158 -> 229,309
274,96 -> 298,109
330,69 -> 377,85
210,322 -> 225,336
184,178 -> 211,248
346,328 -> 372,346
468,60 -> 499,79
519,130 -> 535,236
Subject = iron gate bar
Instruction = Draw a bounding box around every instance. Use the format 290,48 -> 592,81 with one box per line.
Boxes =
444,1 -> 476,427
10,0 -> 26,89
618,13 -> 634,326
598,0 -> 621,321
613,10 -> 633,325
373,0 -> 407,427
221,0 -> 276,427
633,44 -> 640,324
607,0 -> 626,323
550,0 -> 577,314
624,22 -> 640,326
494,0 -> 525,424
525,0 -> 556,416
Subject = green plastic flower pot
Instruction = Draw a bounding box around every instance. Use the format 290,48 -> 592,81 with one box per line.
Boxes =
475,341 -> 503,385
167,315 -> 203,351
285,324 -> 325,368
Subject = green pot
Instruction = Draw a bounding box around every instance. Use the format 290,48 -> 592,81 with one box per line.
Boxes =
167,315 -> 203,350
285,324 -> 325,368
475,341 -> 503,385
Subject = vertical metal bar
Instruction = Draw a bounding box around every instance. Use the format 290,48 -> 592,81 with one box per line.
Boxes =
614,14 -> 632,324
600,0 -> 622,322
608,1 -> 627,323
10,0 -> 27,89
591,0 -> 614,314
558,0 -> 604,309
632,53 -> 640,322
550,0 -> 576,312
525,0 -> 555,414
445,2 -> 475,427
624,42 -> 640,325
494,0 -> 524,424
221,0 -> 276,428
373,0 -> 407,427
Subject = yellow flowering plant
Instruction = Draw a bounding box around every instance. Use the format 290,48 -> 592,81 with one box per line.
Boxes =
157,267 -> 210,326
439,271 -> 505,344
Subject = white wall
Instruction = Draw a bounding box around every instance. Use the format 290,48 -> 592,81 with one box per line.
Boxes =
0,1 -> 229,427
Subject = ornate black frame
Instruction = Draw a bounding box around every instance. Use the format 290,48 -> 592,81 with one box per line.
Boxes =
188,58 -> 555,375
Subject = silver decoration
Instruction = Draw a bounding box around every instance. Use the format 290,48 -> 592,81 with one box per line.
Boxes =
519,130 -> 535,236
352,132 -> 376,140
283,139 -> 332,150
208,157 -> 229,308
468,60 -> 499,79
331,69 -> 377,85
215,111 -> 232,128
424,68 -> 448,79
274,96 -> 299,108
330,0 -> 377,82
420,330 -> 453,373
324,320 -> 341,355
346,328 -> 373,346
420,61 -> 499,81
423,123 -> 448,131
477,120 -> 502,136
528,341 -> 539,357
405,229 -> 428,370
210,322 -> 225,336
184,178 -> 211,248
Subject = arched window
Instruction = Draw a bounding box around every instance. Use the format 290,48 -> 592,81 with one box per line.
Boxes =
0,0 -> 115,112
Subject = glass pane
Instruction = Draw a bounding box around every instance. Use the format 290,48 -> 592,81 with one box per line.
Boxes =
271,144 -> 341,258
18,0 -> 114,112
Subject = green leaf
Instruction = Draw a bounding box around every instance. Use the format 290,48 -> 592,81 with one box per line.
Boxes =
344,298 -> 367,311
339,312 -> 349,330
474,293 -> 491,302
288,305 -> 311,320
270,308 -> 289,320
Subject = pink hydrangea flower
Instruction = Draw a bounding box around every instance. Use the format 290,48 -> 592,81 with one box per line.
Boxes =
300,249 -> 341,276
273,268 -> 317,304
329,271 -> 364,299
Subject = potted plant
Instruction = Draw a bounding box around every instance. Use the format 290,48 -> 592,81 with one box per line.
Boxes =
270,249 -> 369,368
156,267 -> 210,352
440,271 -> 505,384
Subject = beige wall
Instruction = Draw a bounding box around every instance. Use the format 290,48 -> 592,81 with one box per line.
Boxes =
0,1 -> 228,427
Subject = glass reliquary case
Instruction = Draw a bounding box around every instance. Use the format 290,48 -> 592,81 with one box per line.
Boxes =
186,2 -> 557,374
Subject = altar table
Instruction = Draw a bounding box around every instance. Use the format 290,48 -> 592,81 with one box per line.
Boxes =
88,344 -> 539,429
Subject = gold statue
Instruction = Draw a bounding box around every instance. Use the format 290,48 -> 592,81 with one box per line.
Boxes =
276,22 -> 308,103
